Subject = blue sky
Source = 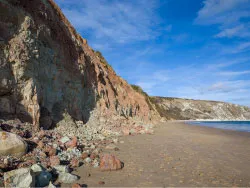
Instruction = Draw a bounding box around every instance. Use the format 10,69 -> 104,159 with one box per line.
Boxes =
55,0 -> 250,106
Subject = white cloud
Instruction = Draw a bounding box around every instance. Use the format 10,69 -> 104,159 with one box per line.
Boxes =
55,0 -> 161,44
215,24 -> 250,38
218,70 -> 250,76
195,0 -> 250,39
195,0 -> 250,25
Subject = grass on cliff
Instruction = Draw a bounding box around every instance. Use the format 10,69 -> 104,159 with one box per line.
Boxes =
131,84 -> 154,110
94,50 -> 112,69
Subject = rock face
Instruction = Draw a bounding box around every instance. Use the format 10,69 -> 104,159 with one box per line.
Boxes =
0,131 -> 27,157
0,0 -> 157,130
151,97 -> 250,120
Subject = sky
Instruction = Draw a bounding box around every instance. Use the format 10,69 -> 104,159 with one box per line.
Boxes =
55,0 -> 250,107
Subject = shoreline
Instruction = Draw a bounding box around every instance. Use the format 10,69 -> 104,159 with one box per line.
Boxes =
70,121 -> 250,187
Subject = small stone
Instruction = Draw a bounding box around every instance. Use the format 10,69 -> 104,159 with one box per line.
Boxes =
99,154 -> 123,171
70,158 -> 80,168
60,136 -> 70,144
72,183 -> 82,188
105,144 -> 117,150
122,128 -> 130,136
90,153 -> 97,160
93,159 -> 100,168
37,141 -> 44,149
50,156 -> 60,167
99,181 -> 105,185
57,172 -> 78,184
53,165 -> 69,173
84,157 -> 92,164
37,130 -> 45,139
81,152 -> 88,160
48,147 -> 57,156
65,136 -> 77,149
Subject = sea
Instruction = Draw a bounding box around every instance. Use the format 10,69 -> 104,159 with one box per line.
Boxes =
186,121 -> 250,132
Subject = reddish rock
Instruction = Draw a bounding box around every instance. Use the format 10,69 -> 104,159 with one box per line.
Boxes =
37,141 -> 44,149
44,145 -> 57,156
38,130 -> 45,139
122,128 -> 130,136
48,147 -> 57,156
50,156 -> 60,167
72,183 -> 81,188
99,154 -> 123,171
98,181 -> 105,185
70,158 -> 80,168
65,136 -> 77,149
90,153 -> 98,160
81,153 -> 88,160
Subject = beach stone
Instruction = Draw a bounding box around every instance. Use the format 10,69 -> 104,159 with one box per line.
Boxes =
99,181 -> 105,185
31,164 -> 44,174
72,183 -> 82,188
50,156 -> 60,167
99,154 -> 123,171
4,168 -> 35,188
81,152 -> 88,160
60,136 -> 70,144
122,128 -> 130,136
65,136 -> 78,149
84,157 -> 92,164
36,171 -> 52,187
70,158 -> 80,168
53,165 -> 70,173
57,172 -> 78,184
37,141 -> 44,149
105,144 -> 117,150
0,131 -> 27,157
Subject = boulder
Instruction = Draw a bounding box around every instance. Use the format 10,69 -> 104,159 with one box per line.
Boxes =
99,154 -> 123,171
4,168 -> 35,188
36,171 -> 52,187
0,131 -> 27,157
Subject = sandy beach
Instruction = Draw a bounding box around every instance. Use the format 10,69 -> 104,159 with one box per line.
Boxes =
70,122 -> 250,187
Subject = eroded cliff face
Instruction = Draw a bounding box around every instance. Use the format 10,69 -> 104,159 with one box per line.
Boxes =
151,97 -> 250,120
0,0 -> 157,131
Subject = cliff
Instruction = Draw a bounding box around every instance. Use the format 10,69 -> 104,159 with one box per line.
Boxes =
150,97 -> 250,120
0,0 -> 158,132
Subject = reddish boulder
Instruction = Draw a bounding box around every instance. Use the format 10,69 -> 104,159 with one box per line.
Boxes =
99,154 -> 123,171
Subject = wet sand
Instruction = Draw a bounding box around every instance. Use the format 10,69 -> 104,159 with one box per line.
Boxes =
73,122 -> 250,187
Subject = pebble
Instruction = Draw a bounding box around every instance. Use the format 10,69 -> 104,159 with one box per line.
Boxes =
72,183 -> 82,188
99,181 -> 105,185
84,157 -> 92,164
